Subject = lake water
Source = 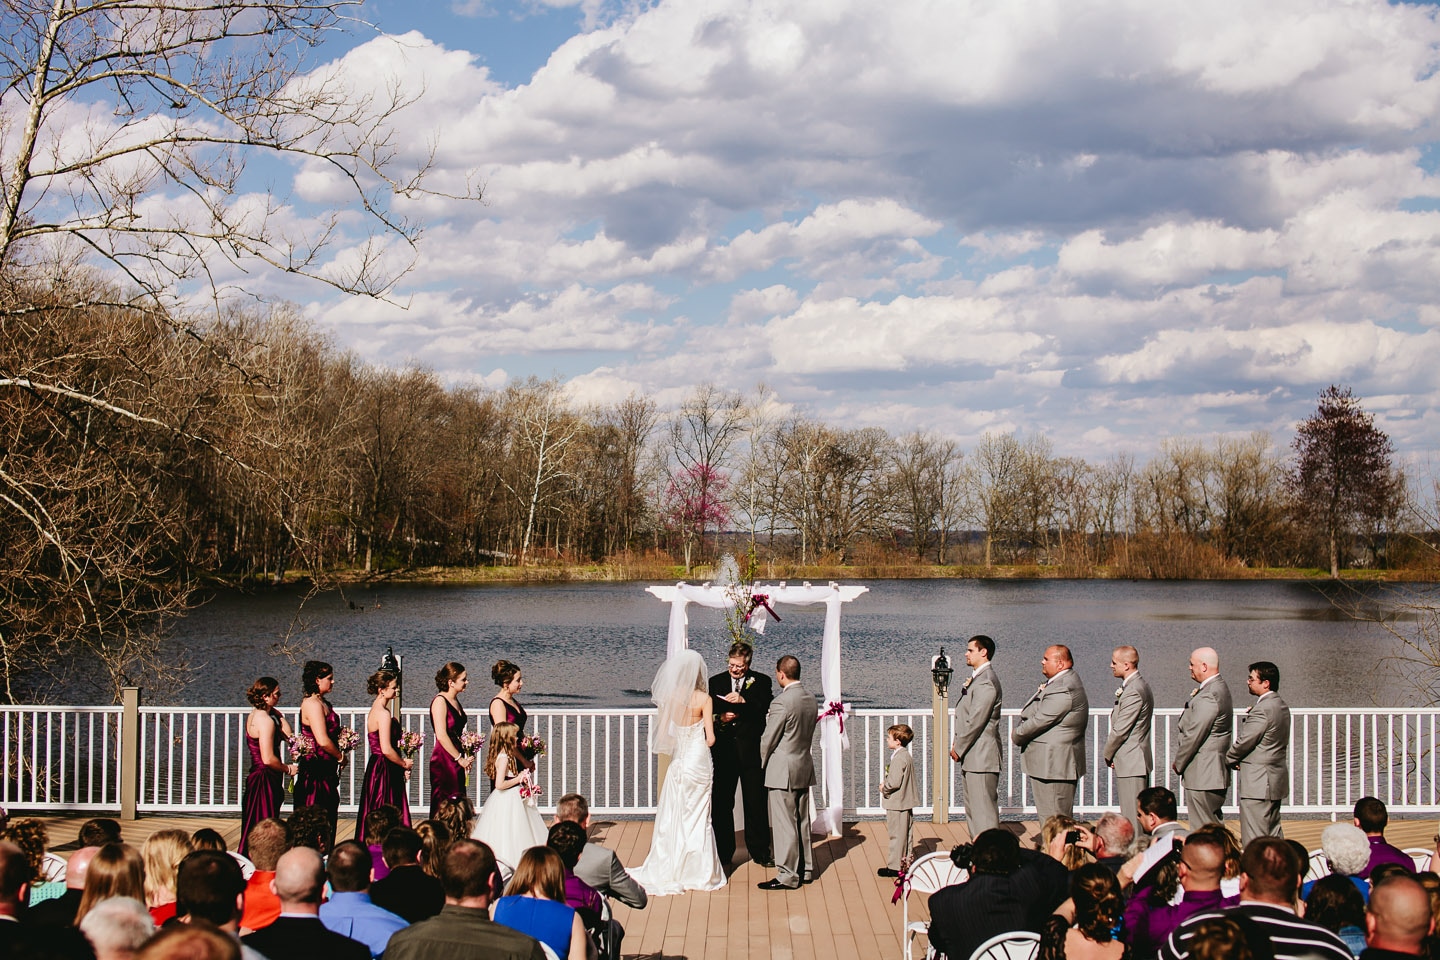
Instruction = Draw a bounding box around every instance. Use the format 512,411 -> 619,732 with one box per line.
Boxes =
157,579 -> 1431,710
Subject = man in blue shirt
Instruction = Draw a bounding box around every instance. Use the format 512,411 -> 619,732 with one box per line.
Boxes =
319,841 -> 408,958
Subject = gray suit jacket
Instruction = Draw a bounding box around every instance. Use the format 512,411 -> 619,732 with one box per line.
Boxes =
1226,692 -> 1290,801
1103,673 -> 1154,777
1173,676 -> 1233,791
881,747 -> 921,810
952,665 -> 1003,774
1011,669 -> 1088,781
760,680 -> 818,790
574,842 -> 647,910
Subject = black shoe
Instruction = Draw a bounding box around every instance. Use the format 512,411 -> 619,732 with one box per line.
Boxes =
757,879 -> 798,891
756,858 -> 775,868
877,868 -> 899,878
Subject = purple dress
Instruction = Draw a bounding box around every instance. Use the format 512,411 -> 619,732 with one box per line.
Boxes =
240,710 -> 284,855
293,698 -> 341,844
356,717 -> 411,837
429,696 -> 467,819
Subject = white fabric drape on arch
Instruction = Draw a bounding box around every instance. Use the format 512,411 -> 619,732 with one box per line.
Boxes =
644,581 -> 868,837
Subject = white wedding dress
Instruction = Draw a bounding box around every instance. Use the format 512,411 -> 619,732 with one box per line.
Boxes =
471,752 -> 549,872
631,721 -> 727,895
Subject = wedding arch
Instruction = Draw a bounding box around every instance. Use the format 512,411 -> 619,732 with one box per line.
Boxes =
645,580 -> 869,836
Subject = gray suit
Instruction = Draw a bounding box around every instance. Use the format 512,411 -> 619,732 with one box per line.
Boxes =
1103,673 -> 1154,834
881,747 -> 921,869
1011,669 -> 1088,822
1173,676 -> 1233,828
760,679 -> 818,888
1226,692 -> 1290,845
952,664 -> 1003,836
575,843 -> 645,960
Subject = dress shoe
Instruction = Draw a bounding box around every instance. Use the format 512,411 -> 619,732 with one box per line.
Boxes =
877,867 -> 899,878
757,879 -> 798,891
756,858 -> 775,868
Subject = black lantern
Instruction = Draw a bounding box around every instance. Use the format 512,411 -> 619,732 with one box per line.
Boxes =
380,646 -> 400,674
932,647 -> 953,698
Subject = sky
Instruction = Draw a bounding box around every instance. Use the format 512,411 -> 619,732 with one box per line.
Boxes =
130,1 -> 1440,457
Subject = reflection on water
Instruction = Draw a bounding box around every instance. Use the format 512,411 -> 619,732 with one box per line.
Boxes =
155,579 -> 1427,710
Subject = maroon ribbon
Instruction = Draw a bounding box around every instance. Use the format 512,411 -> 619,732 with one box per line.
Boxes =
890,863 -> 910,904
747,593 -> 781,623
818,700 -> 846,735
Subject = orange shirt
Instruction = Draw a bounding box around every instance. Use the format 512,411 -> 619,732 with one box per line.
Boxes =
239,870 -> 281,932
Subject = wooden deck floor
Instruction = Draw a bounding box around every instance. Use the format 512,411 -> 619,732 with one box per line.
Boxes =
28,814 -> 1440,960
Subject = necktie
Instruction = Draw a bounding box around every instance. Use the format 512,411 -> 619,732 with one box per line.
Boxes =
733,677 -> 741,694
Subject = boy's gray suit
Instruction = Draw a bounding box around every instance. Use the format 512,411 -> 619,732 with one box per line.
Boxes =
952,665 -> 1003,836
1103,673 -> 1154,834
760,679 -> 818,888
1011,669 -> 1088,822
1172,677 -> 1233,828
1226,691 -> 1289,845
880,747 -> 921,869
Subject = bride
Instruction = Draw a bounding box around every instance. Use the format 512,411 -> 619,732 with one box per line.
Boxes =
630,648 -> 727,895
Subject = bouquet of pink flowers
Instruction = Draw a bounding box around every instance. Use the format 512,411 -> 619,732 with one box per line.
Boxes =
519,734 -> 547,757
397,731 -> 425,758
459,731 -> 485,756
336,727 -> 361,754
519,771 -> 542,802
288,735 -> 319,762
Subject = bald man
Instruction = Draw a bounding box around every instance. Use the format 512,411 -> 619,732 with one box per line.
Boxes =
242,848 -> 369,960
1012,644 -> 1089,822
1172,647 -> 1232,829
27,844 -> 100,927
1364,875 -> 1434,958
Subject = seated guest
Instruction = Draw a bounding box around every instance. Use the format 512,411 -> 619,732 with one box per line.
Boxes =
361,806 -> 402,882
369,827 -> 445,924
1357,797 -> 1414,880
78,820 -> 124,849
546,822 -> 603,917
1092,812 -> 1136,873
928,829 -> 1038,960
1160,837 -> 1353,960
286,806 -> 332,857
1302,822 -> 1373,902
76,844 -> 146,926
240,848 -> 370,960
1304,873 -> 1369,955
238,818 -> 286,933
317,841 -> 408,958
1363,874 -> 1434,959
190,830 -> 227,853
142,829 -> 193,925
1190,823 -> 1243,901
78,897 -> 153,960
1121,787 -> 1189,892
1124,832 -> 1237,957
28,845 -> 98,926
1038,863 -> 1126,960
492,847 -> 593,960
1041,816 -> 1097,872
137,923 -> 236,960
552,794 -> 645,960
174,851 -> 262,960
413,819 -> 450,880
1,841 -> 29,951
1184,917 -> 1254,960
0,818 -> 56,908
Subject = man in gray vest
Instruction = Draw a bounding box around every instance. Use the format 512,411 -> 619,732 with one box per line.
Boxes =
950,634 -> 1003,837
757,654 -> 818,891
1103,645 -> 1154,837
1226,660 -> 1290,846
1172,646 -> 1232,829
1012,644 -> 1089,822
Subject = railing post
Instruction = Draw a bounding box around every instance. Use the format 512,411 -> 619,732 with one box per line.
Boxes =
120,687 -> 139,820
932,684 -> 950,824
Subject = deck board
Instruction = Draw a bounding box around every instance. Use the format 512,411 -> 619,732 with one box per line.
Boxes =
25,813 -> 1440,958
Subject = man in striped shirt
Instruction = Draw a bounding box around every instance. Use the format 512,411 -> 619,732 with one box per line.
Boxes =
1160,837 -> 1354,960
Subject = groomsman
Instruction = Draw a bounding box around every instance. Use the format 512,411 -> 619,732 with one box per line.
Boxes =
1012,644 -> 1088,822
1226,660 -> 1290,845
1172,647 -> 1233,828
1102,645 -> 1153,836
708,643 -> 773,868
949,635 -> 1003,837
758,655 -> 818,891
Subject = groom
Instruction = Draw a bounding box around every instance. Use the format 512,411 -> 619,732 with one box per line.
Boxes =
709,642 -> 774,868
757,654 -> 817,891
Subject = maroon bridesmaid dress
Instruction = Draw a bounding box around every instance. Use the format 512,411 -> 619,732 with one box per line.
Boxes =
239,710 -> 284,855
293,699 -> 341,846
356,716 -> 411,835
429,695 -> 467,819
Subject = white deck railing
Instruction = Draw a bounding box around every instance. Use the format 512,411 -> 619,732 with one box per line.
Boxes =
3,703 -> 1438,820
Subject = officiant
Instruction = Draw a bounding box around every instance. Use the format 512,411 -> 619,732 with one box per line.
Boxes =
709,642 -> 774,868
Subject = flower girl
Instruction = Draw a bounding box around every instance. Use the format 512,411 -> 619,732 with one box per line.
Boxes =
470,721 -> 548,872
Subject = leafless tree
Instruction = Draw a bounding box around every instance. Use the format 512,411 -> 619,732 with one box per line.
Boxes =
890,431 -> 957,561
667,383 -> 746,564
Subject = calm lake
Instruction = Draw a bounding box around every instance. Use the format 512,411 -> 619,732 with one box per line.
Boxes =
157,579 -> 1431,711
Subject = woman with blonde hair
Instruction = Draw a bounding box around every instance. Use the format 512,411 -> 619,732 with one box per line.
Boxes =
141,829 -> 193,924
75,843 -> 147,924
492,846 -> 592,960
470,722 -> 547,872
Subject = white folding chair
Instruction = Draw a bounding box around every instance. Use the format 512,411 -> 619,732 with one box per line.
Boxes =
968,931 -> 1041,960
40,852 -> 67,884
228,851 -> 257,880
1305,848 -> 1332,883
1404,847 -> 1433,872
902,851 -> 968,960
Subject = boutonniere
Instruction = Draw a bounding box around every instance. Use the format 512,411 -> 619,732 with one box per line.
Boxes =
1184,686 -> 1198,708
743,677 -> 754,691
884,762 -> 890,776
1113,686 -> 1124,704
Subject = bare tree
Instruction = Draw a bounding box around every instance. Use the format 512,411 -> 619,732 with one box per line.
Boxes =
890,432 -> 956,561
967,432 -> 1024,566
667,384 -> 746,564
501,379 -> 580,565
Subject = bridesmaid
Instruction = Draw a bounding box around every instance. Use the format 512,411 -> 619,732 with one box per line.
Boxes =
356,667 -> 412,834
489,659 -> 534,782
429,661 -> 474,820
240,677 -> 296,856
294,660 -> 343,849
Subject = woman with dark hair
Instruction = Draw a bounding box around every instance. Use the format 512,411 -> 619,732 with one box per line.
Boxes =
358,668 -> 412,834
488,660 -> 534,778
492,847 -> 591,960
294,660 -> 343,848
1304,873 -> 1368,955
240,676 -> 296,856
429,661 -> 473,819
1039,863 -> 1129,960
